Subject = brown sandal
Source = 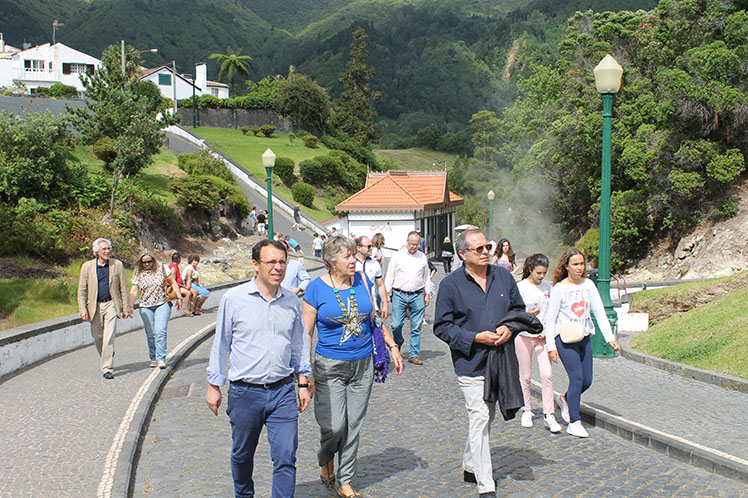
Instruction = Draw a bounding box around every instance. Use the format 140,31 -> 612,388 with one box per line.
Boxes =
336,488 -> 362,498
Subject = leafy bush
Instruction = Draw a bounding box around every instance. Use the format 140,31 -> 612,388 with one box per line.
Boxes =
301,134 -> 318,148
251,127 -> 260,136
299,159 -> 327,185
240,126 -> 250,135
93,136 -> 117,170
260,124 -> 276,137
713,199 -> 739,219
33,86 -> 50,96
170,175 -> 246,217
291,182 -> 315,207
321,131 -> 380,170
177,150 -> 235,184
118,180 -> 173,223
49,83 -> 78,99
197,94 -> 223,109
274,157 -> 295,187
288,133 -> 296,142
297,130 -> 311,137
227,191 -> 251,219
378,133 -> 406,149
577,229 -> 600,268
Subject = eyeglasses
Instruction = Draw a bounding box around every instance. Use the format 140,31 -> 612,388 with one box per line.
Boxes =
467,244 -> 492,255
259,260 -> 287,267
360,244 -> 372,249
141,259 -> 154,264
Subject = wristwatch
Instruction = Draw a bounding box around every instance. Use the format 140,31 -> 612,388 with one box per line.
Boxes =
297,383 -> 310,389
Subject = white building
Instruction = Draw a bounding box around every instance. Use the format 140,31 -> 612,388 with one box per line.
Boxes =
139,64 -> 229,101
0,38 -> 100,96
329,170 -> 463,255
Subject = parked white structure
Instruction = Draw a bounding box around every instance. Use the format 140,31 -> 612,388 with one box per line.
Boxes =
139,64 -> 229,101
0,38 -> 100,96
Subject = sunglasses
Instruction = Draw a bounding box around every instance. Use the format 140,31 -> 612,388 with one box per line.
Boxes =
360,244 -> 372,249
466,244 -> 492,255
141,259 -> 154,264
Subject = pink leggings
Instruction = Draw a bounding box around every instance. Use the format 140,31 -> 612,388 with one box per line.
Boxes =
514,334 -> 554,414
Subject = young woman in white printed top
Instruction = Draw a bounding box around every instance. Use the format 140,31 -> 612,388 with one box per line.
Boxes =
545,248 -> 620,438
514,253 -> 562,433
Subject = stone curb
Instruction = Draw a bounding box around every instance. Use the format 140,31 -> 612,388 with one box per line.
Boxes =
618,334 -> 748,394
111,323 -> 217,498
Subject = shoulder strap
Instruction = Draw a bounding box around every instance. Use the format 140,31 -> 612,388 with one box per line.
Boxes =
358,271 -> 376,313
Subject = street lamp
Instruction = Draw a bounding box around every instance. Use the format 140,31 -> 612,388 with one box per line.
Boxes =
262,148 -> 276,239
592,54 -> 623,358
487,190 -> 495,241
120,40 -> 157,76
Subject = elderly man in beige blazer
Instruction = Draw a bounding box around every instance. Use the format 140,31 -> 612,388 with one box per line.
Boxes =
77,238 -> 131,379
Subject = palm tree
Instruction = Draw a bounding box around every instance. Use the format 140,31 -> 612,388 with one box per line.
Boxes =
209,47 -> 252,97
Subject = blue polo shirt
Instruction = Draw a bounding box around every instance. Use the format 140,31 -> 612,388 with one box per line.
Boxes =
434,265 -> 525,377
96,262 -> 111,302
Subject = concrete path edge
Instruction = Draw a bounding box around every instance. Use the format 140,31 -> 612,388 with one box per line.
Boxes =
111,323 -> 217,498
618,334 -> 748,394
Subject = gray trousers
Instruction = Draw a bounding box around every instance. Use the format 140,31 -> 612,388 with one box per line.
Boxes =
313,353 -> 373,487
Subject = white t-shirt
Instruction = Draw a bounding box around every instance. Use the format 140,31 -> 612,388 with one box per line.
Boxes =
544,278 -> 614,351
355,256 -> 382,309
516,279 -> 552,337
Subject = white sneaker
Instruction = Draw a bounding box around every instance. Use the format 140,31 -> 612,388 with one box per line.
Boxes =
544,414 -> 562,433
521,410 -> 533,428
149,361 -> 158,368
559,393 -> 570,423
566,421 -> 589,438
157,361 -> 166,369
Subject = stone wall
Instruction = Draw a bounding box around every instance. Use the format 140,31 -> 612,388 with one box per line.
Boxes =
179,108 -> 294,132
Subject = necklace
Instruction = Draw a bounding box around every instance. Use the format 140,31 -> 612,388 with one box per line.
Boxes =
329,272 -> 365,344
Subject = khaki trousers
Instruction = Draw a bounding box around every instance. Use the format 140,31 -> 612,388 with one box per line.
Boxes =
90,300 -> 118,373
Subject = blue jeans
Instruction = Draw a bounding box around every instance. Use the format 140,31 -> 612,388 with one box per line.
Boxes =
555,335 -> 593,423
391,290 -> 425,359
227,381 -> 298,498
192,283 -> 210,298
139,302 -> 171,362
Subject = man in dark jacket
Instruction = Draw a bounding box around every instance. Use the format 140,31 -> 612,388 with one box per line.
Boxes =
434,228 -> 524,498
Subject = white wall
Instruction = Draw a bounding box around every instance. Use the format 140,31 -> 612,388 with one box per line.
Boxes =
207,84 -> 229,98
346,212 -> 417,250
141,68 -> 199,101
0,57 -> 13,87
10,43 -> 100,94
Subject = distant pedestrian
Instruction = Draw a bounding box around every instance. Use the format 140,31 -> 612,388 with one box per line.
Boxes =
281,258 -> 311,295
292,203 -> 301,231
355,235 -> 389,318
257,210 -> 267,237
249,207 -> 257,233
206,239 -> 312,498
128,249 -> 181,369
371,233 -> 385,266
440,236 -> 454,273
77,238 -> 131,379
385,231 -> 431,365
433,228 -> 525,497
183,255 -> 209,315
312,233 -> 323,258
545,248 -> 620,438
417,230 -> 428,255
286,235 -> 303,255
514,253 -> 561,433
493,238 -> 516,273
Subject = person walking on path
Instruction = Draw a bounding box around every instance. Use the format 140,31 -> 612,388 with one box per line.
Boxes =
384,231 -> 431,365
183,255 -> 209,314
545,248 -> 620,438
354,235 -> 389,319
128,250 -> 182,369
493,238 -> 516,274
303,235 -> 403,498
257,210 -> 267,237
292,203 -> 302,231
206,239 -> 313,498
371,233 -> 384,266
312,233 -> 323,258
514,253 -> 561,432
249,206 -> 257,233
77,237 -> 131,379
434,228 -> 525,498
440,236 -> 455,273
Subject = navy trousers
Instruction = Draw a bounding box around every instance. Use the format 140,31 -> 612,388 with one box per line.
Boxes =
555,335 -> 593,423
227,381 -> 298,498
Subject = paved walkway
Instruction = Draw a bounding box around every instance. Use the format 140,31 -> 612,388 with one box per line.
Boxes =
2,268 -> 747,497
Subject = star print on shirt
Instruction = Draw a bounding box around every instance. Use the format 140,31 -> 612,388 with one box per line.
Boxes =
327,295 -> 370,345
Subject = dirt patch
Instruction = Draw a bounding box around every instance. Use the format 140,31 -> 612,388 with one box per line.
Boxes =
0,258 -> 60,280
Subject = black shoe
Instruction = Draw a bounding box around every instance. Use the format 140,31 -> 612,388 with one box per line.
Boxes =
103,371 -> 114,379
479,493 -> 495,497
464,471 -> 477,483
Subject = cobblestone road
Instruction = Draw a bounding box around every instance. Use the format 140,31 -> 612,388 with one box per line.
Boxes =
133,322 -> 747,497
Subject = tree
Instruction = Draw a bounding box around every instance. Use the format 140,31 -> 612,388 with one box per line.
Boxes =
278,73 -> 330,134
332,28 -> 383,144
69,44 -> 174,215
209,47 -> 252,98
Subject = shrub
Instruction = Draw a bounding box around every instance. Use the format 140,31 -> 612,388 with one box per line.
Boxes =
297,130 -> 311,137
713,199 -> 739,219
260,124 -> 276,137
299,158 -> 329,185
197,94 -> 223,109
118,180 -> 173,223
321,132 -> 380,169
301,134 -> 318,148
177,150 -> 235,184
288,133 -> 296,142
291,182 -> 315,207
240,126 -> 250,135
93,136 -> 117,170
171,175 -> 238,213
378,133 -> 406,149
274,157 -> 295,187
48,83 -> 78,99
177,153 -> 197,171
226,191 -> 251,218
577,229 -> 600,268
327,150 -> 366,191
33,86 -> 50,96
251,127 -> 260,136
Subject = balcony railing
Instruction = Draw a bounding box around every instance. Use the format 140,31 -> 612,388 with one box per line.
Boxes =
12,67 -> 61,81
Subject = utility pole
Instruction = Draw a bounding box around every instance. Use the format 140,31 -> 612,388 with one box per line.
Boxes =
172,60 -> 178,116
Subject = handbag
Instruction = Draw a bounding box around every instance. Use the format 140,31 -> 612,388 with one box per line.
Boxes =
359,271 -> 390,383
558,321 -> 584,344
162,265 -> 179,304
441,250 -> 453,259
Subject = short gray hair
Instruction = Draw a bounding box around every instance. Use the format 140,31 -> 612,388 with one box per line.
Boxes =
92,238 -> 112,255
407,230 -> 420,241
322,235 -> 356,270
454,229 -> 483,260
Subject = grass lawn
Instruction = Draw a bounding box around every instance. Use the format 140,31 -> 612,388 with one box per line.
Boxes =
630,288 -> 748,379
192,127 -> 337,222
0,260 -> 135,331
374,148 -> 458,170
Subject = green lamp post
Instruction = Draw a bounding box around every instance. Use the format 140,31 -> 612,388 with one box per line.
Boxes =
262,148 -> 276,240
487,190 -> 495,241
591,54 -> 623,358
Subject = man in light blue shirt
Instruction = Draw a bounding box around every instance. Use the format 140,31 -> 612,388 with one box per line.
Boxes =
280,259 -> 311,295
206,239 -> 312,498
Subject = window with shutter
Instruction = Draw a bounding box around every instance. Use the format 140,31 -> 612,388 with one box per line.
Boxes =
62,63 -> 71,74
